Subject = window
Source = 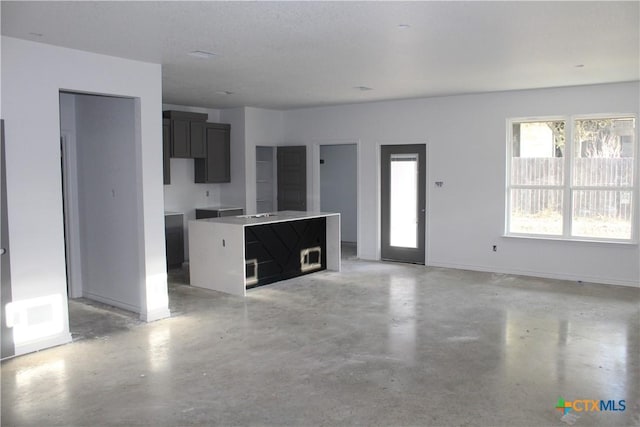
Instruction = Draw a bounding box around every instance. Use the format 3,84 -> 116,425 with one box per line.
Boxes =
507,115 -> 637,242
389,153 -> 419,248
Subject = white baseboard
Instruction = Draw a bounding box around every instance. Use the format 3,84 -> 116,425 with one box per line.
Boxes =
141,307 -> 171,322
14,332 -> 73,357
427,260 -> 640,288
83,291 -> 170,321
83,291 -> 140,314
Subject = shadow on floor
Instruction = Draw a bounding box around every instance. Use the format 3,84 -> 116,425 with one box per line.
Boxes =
68,298 -> 142,342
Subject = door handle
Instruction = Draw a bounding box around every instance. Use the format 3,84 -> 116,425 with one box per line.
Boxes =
0,248 -> 5,255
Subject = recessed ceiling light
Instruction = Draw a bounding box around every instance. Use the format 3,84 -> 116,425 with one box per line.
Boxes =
188,50 -> 217,59
215,90 -> 234,96
354,86 -> 373,91
397,24 -> 411,29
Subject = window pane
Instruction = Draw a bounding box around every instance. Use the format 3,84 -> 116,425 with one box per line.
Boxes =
511,121 -> 565,185
509,189 -> 563,235
390,154 -> 418,248
572,190 -> 633,239
573,118 -> 635,187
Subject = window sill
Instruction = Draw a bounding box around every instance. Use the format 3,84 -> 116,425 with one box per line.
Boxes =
502,234 -> 638,246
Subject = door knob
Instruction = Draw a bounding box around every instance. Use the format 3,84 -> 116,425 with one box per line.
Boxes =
0,248 -> 5,255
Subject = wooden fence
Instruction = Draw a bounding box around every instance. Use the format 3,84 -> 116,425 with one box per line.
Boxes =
511,158 -> 634,220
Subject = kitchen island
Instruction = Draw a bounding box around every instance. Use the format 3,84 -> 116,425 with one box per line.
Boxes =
188,211 -> 341,296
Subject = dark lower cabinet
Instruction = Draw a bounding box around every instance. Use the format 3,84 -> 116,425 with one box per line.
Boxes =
195,207 -> 243,219
164,213 -> 184,269
244,217 -> 326,288
195,123 -> 231,183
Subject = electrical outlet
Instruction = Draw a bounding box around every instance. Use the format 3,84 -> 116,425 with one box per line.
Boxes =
492,245 -> 497,252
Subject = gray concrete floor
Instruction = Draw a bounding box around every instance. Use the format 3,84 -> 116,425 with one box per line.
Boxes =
2,253 -> 639,426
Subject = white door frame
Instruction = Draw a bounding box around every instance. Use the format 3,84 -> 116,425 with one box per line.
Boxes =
375,140 -> 430,265
60,132 -> 83,298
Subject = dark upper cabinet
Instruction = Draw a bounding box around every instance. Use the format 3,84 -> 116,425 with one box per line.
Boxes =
162,110 -> 208,158
162,111 -> 230,184
162,119 -> 171,185
190,121 -> 206,159
195,123 -> 231,183
170,119 -> 191,158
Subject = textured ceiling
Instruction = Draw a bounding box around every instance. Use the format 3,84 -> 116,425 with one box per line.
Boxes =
2,1 -> 639,110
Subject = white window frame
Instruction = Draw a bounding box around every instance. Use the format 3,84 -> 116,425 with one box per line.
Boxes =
505,114 -> 638,244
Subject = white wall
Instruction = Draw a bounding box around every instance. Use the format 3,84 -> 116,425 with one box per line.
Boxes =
1,37 -> 169,355
161,104 -> 224,260
320,144 -> 357,242
283,82 -> 640,287
75,94 -> 141,311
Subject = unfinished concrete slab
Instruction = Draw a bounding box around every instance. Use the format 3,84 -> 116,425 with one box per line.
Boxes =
2,258 -> 638,426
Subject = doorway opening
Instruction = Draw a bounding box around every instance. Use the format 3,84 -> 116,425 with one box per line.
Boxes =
59,91 -> 144,340
319,143 -> 358,259
380,144 -> 426,264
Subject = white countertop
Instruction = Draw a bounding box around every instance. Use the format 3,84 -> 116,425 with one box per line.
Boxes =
164,211 -> 183,216
193,210 -> 339,227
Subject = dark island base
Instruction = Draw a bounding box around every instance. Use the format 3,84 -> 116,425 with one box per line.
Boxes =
244,217 -> 327,289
